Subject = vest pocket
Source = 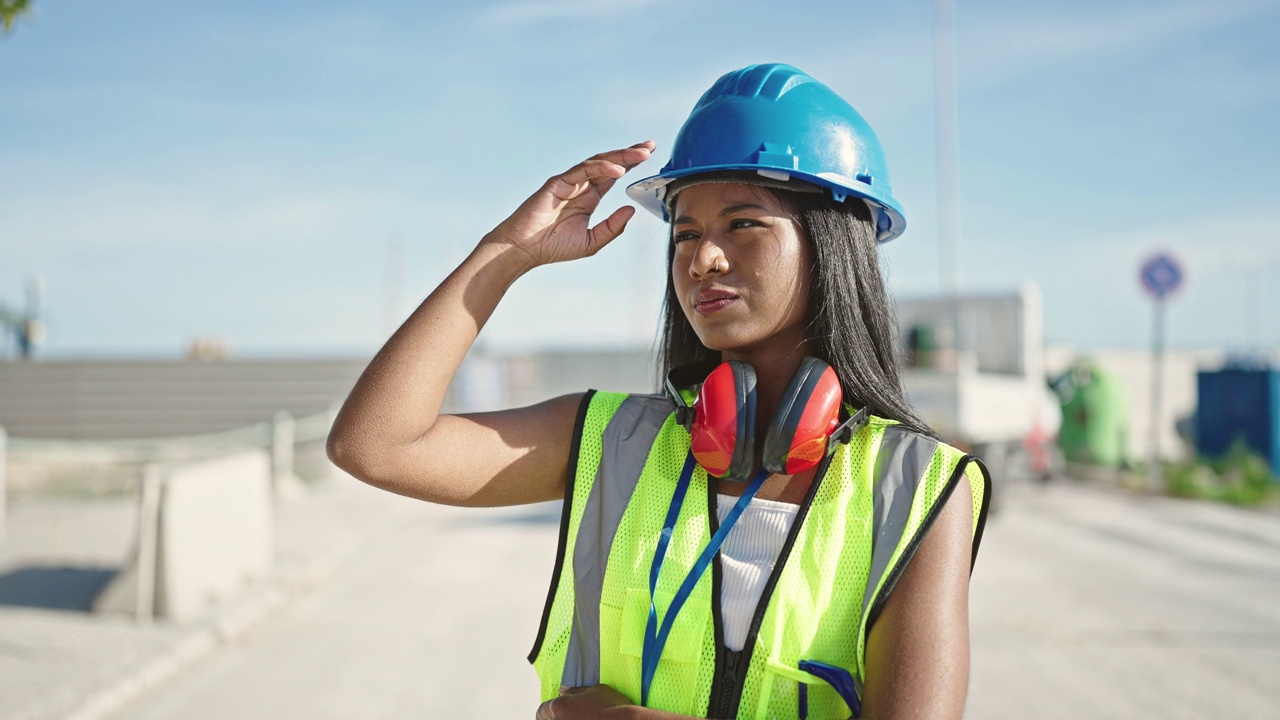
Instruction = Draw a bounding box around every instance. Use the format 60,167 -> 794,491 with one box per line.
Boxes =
599,586 -> 710,714
758,657 -> 854,720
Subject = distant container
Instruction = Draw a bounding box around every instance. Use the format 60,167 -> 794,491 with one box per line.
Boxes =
1195,366 -> 1280,478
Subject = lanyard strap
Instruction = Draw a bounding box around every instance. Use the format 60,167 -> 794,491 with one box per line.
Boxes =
798,659 -> 862,719
641,454 -> 770,705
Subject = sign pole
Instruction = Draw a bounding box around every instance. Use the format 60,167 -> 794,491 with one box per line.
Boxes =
1139,252 -> 1183,493
1147,298 -> 1166,492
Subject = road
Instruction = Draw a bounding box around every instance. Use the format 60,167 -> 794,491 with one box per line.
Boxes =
968,480 -> 1279,720
106,480 -> 1280,720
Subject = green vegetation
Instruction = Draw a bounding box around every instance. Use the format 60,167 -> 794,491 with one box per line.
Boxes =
1,0 -> 33,35
1166,441 -> 1280,507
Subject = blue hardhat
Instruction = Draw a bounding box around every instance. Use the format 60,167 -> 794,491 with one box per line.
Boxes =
626,63 -> 906,242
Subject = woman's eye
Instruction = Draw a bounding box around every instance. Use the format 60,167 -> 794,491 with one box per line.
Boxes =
729,218 -> 760,230
672,231 -> 699,243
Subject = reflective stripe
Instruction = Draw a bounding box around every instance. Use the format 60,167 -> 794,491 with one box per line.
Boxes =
856,426 -> 938,689
562,395 -> 673,688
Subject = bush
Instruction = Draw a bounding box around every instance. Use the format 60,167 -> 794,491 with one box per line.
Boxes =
1166,440 -> 1279,506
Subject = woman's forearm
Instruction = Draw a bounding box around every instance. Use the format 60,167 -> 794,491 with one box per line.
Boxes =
327,143 -> 652,501
326,239 -> 533,478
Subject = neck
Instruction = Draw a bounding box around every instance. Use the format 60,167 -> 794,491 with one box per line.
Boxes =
723,342 -> 812,434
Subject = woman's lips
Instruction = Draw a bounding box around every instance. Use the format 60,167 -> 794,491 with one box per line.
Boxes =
694,296 -> 738,315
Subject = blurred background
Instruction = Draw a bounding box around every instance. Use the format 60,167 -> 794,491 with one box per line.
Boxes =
1,1 -> 1278,718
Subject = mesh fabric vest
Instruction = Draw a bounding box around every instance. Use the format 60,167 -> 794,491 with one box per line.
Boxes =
529,391 -> 989,719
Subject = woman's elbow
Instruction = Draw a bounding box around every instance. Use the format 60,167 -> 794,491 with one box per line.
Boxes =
326,430 -> 384,484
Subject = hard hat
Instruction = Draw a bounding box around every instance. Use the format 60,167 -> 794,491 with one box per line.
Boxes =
626,63 -> 906,242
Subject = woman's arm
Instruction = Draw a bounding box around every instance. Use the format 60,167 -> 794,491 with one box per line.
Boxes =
860,479 -> 975,720
327,142 -> 655,507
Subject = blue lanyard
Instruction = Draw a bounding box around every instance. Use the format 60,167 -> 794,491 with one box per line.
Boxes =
798,659 -> 862,719
641,452 -> 770,706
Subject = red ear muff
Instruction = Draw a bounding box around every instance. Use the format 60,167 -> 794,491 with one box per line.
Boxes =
762,357 -> 843,475
690,361 -> 757,480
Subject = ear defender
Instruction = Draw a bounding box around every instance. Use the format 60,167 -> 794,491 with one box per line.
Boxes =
762,357 -> 843,475
666,357 -> 859,482
689,361 -> 757,480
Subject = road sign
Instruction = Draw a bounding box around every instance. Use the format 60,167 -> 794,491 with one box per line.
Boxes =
1140,253 -> 1184,300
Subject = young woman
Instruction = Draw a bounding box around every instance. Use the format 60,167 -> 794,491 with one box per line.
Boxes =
328,64 -> 989,720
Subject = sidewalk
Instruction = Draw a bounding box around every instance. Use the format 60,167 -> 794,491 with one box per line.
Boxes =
0,475 -> 417,720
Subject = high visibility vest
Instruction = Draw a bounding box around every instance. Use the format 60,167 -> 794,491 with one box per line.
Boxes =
529,391 -> 990,719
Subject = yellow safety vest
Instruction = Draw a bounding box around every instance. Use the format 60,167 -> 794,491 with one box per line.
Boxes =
529,391 -> 990,719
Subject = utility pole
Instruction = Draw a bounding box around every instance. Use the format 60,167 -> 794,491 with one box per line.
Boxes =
933,0 -> 962,297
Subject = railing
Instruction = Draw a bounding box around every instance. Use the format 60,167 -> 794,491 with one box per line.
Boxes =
0,407 -> 342,543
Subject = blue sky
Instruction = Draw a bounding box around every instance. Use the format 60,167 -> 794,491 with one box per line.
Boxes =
2,0 -> 1279,358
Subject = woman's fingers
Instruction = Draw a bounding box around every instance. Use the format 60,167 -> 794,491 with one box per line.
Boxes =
545,160 -> 625,202
547,142 -> 655,202
613,140 -> 656,169
592,142 -> 655,196
572,142 -> 656,202
588,141 -> 655,171
485,142 -> 654,267
586,205 -> 636,253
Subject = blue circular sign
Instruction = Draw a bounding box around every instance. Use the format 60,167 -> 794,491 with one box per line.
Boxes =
1140,253 -> 1184,300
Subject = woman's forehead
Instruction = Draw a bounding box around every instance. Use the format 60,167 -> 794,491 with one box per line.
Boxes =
671,182 -> 780,217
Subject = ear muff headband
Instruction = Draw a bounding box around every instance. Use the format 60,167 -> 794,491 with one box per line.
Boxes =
762,357 -> 843,475
690,361 -> 757,479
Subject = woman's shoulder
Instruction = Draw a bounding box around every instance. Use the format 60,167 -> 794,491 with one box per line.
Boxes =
578,390 -> 675,435
580,389 -> 669,409
865,416 -> 960,456
859,416 -> 976,482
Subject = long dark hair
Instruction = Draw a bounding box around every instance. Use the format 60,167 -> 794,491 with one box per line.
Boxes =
656,180 -> 936,438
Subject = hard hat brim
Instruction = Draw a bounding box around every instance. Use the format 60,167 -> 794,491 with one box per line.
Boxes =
626,165 -> 906,243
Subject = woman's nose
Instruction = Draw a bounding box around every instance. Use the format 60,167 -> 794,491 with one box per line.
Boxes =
688,239 -> 728,281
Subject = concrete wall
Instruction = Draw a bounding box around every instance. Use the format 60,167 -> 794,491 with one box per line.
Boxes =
1,348 -> 1237,462
0,360 -> 370,439
0,352 -> 658,441
501,349 -> 656,408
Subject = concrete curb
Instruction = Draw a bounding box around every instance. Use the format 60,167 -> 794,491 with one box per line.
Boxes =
55,497 -> 417,720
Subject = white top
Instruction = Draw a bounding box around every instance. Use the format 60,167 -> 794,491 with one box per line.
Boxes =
715,493 -> 800,652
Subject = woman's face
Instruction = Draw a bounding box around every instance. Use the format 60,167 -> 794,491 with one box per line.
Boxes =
670,182 -> 812,358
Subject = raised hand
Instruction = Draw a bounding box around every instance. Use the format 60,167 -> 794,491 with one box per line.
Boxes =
483,141 -> 656,269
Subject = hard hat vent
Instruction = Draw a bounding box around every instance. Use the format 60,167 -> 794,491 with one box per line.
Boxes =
712,63 -> 817,102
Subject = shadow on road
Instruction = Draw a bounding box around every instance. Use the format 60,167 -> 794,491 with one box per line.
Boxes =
0,565 -> 117,612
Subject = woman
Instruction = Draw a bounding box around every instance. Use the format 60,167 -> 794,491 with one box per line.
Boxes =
329,63 -> 989,719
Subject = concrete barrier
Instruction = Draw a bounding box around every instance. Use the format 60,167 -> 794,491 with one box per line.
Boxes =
94,450 -> 274,621
270,411 -> 306,499
0,424 -> 7,544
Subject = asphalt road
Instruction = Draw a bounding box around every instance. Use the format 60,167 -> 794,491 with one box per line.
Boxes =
106,480 -> 1280,720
